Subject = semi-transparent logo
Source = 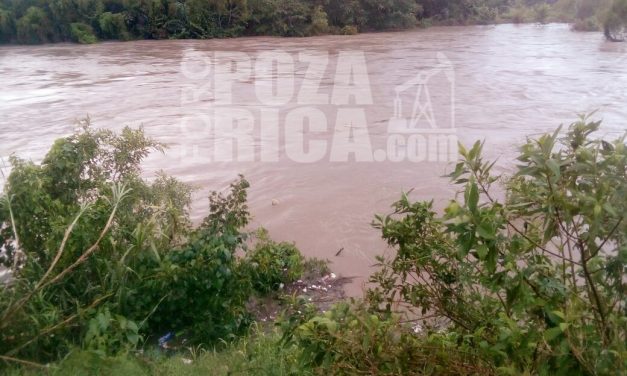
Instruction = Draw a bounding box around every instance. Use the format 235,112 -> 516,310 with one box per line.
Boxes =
178,49 -> 457,163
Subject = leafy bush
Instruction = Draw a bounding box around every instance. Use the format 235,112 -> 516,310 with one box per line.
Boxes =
70,22 -> 98,44
0,122 -> 183,362
246,229 -> 304,294
0,123 -> 305,367
309,5 -> 330,35
98,12 -> 129,40
323,0 -> 366,29
506,6 -> 531,23
368,117 -> 627,375
339,25 -> 359,35
15,6 -> 52,44
359,0 -> 418,30
473,6 -> 498,24
127,176 -> 255,344
533,3 -> 551,24
603,0 -> 627,40
571,17 -> 601,31
183,0 -> 250,38
301,257 -> 331,280
283,302 -> 489,375
83,308 -> 140,356
0,8 -> 16,43
269,0 -> 312,37
417,17 -> 433,28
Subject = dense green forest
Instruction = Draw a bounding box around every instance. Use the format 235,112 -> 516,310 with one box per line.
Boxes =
0,0 -> 625,44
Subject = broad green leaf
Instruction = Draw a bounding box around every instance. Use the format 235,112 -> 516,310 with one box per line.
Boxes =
477,222 -> 495,239
467,182 -> 479,213
476,244 -> 488,259
546,158 -> 560,178
544,327 -> 563,342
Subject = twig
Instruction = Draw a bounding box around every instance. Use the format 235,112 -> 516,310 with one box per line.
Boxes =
586,216 -> 623,262
0,354 -> 47,369
35,204 -> 90,290
139,293 -> 170,330
39,194 -> 122,289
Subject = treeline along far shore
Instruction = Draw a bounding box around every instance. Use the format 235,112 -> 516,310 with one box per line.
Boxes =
1,0 -> 627,44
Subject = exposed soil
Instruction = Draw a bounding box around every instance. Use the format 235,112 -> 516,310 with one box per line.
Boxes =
246,270 -> 352,327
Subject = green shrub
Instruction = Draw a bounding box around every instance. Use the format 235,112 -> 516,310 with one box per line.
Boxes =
0,123 -> 298,365
603,0 -> 627,40
571,17 -> 600,31
302,257 -> 331,280
16,6 -> 52,44
246,229 -> 304,294
359,0 -> 418,30
339,24 -> 359,35
270,0 -> 312,37
182,0 -> 250,38
284,302 -> 489,375
473,6 -> 498,24
506,6 -> 530,23
368,117 -> 627,375
323,0 -> 366,29
98,12 -> 129,40
122,176 -> 254,344
0,8 -> 16,43
70,22 -> 97,44
83,308 -> 140,356
0,123 -> 184,362
308,5 -> 329,35
533,3 -> 551,24
417,17 -> 432,28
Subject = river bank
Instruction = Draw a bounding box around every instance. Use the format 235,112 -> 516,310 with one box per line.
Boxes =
1,0 -> 622,45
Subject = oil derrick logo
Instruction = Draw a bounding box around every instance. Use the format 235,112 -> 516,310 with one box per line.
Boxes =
388,52 -> 455,134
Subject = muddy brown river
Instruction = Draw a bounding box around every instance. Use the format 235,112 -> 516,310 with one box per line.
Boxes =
1,23 -> 626,295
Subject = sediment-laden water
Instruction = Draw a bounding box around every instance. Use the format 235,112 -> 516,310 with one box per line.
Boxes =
1,23 -> 625,294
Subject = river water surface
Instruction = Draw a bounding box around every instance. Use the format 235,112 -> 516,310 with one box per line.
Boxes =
1,23 -> 626,295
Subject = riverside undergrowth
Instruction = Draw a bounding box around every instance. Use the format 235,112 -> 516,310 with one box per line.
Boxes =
2,116 -> 625,375
0,120 -> 308,368
367,116 -> 626,375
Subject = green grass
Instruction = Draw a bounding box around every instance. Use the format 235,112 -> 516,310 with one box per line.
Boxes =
154,330 -> 306,376
6,328 -> 309,376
